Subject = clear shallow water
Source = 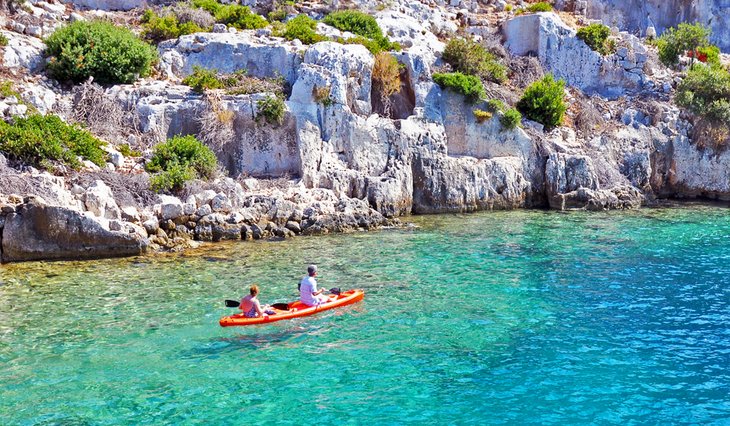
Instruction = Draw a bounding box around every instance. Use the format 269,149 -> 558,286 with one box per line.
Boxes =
1,207 -> 730,425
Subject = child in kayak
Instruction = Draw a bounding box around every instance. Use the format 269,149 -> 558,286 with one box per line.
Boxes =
240,285 -> 275,317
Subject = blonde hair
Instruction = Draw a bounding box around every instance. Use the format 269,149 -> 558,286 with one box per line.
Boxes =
249,285 -> 259,296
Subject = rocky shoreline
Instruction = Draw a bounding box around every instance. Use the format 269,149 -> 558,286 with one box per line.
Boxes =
2,0 -> 730,263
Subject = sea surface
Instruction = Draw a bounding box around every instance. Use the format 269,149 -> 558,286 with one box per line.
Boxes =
1,207 -> 730,425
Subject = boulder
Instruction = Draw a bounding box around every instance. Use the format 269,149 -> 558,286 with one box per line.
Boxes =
1,30 -> 46,72
85,180 -> 121,220
1,200 -> 147,262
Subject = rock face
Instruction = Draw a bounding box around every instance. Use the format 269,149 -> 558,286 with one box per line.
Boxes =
1,199 -> 148,262
158,32 -> 304,85
572,0 -> 730,52
503,12 -> 652,99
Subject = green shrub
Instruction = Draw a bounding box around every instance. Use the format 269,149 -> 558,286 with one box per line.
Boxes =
500,108 -> 522,130
433,72 -> 485,103
324,10 -> 398,52
527,2 -> 552,12
141,9 -> 204,43
215,4 -> 268,30
485,98 -> 522,130
657,22 -> 711,67
0,114 -> 106,169
268,7 -> 287,22
182,66 -> 224,93
117,143 -> 142,157
517,74 -> 566,128
45,21 -> 157,84
0,34 -> 8,47
191,0 -> 267,30
443,37 -> 507,83
323,10 -> 382,40
577,23 -> 615,56
146,135 -> 217,192
282,14 -> 326,44
676,64 -> 730,124
256,95 -> 286,125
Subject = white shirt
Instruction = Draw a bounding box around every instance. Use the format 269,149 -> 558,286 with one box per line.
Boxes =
299,275 -> 319,306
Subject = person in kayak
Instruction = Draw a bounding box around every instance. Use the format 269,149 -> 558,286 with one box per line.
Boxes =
240,285 -> 272,318
299,264 -> 328,307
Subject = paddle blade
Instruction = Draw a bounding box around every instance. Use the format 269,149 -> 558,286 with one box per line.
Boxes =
329,287 -> 341,295
271,303 -> 289,311
225,299 -> 240,308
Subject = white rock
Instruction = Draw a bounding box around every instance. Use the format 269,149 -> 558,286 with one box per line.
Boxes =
194,190 -> 217,207
85,180 -> 121,220
196,204 -> 212,216
211,194 -> 232,212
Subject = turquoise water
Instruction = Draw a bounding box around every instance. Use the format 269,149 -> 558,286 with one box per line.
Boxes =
1,207 -> 730,425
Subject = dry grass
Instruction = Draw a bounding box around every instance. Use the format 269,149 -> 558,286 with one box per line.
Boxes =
198,91 -> 236,152
76,170 -> 159,208
507,55 -> 544,89
372,52 -> 402,117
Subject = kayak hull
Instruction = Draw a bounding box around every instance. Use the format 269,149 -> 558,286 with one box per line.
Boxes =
219,289 -> 364,327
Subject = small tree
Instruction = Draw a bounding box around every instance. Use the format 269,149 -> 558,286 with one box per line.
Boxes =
433,72 -> 486,103
576,23 -> 615,56
657,22 -> 711,67
372,52 -> 401,117
516,74 -> 566,129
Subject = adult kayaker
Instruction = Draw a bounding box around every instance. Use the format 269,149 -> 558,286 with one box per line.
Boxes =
299,264 -> 328,307
240,285 -> 271,318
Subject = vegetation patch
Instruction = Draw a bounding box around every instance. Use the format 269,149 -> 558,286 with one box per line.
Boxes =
324,10 -> 399,53
676,64 -> 730,148
372,52 -> 402,115
656,23 -> 712,67
433,72 -> 485,103
141,9 -> 206,43
280,14 -> 326,44
443,37 -> 507,84
576,23 -> 615,56
0,114 -> 106,170
256,95 -> 286,125
0,34 -> 8,47
472,109 -> 492,123
516,2 -> 553,14
146,135 -> 217,192
516,74 -> 566,129
191,0 -> 267,30
182,66 -> 286,96
485,99 -> 522,130
312,85 -> 333,106
45,21 -> 157,85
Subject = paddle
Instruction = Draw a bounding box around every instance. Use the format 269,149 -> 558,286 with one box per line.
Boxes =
224,300 -> 290,310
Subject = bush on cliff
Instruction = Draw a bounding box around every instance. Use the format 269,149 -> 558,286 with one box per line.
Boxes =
281,14 -> 326,44
146,135 -> 217,192
324,10 -> 399,53
433,72 -> 485,103
484,99 -> 522,130
517,74 -> 566,129
0,114 -> 106,170
576,23 -> 615,56
191,0 -> 267,30
676,64 -> 730,147
656,22 -> 711,67
256,95 -> 286,125
45,21 -> 157,84
182,66 -> 287,96
141,9 -> 206,43
443,37 -> 507,84
0,34 -> 8,47
516,2 -> 553,14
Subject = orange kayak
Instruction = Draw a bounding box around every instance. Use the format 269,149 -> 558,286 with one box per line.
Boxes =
219,289 -> 364,327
